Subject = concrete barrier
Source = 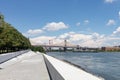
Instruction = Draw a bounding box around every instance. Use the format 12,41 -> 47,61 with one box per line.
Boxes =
44,54 -> 104,80
0,50 -> 30,64
44,56 -> 64,80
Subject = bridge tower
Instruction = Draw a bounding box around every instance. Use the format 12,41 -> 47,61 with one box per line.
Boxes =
64,40 -> 67,51
49,40 -> 52,51
49,40 -> 54,45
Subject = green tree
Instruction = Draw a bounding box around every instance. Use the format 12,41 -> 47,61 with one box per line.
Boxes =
0,14 -> 31,53
31,46 -> 45,53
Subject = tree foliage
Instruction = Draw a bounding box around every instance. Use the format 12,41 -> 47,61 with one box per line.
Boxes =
31,46 -> 45,53
0,14 -> 31,53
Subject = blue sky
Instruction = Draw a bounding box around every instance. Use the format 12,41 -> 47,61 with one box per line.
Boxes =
0,0 -> 120,47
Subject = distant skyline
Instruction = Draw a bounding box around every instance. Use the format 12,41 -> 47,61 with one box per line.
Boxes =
0,0 -> 120,47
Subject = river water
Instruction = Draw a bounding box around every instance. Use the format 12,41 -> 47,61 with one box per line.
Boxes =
47,52 -> 120,80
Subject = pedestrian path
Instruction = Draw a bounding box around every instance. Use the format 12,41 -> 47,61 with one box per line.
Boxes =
0,51 -> 50,80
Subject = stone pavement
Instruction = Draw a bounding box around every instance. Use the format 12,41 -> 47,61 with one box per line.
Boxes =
0,51 -> 50,80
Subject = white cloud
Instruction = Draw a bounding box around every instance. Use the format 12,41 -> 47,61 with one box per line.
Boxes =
30,31 -> 120,47
23,29 -> 44,37
60,32 -> 120,47
84,20 -> 89,25
113,27 -> 120,35
104,0 -> 115,3
102,37 -> 120,46
27,29 -> 43,35
76,22 -> 80,26
106,19 -> 116,26
68,32 -> 105,47
43,22 -> 68,31
30,36 -> 56,45
30,32 -> 103,47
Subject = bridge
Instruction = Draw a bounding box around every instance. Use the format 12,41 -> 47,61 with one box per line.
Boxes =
39,40 -> 98,52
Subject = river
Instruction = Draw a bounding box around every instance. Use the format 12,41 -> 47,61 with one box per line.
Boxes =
47,52 -> 120,80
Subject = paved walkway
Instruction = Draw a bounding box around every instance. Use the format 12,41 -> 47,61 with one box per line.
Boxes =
0,51 -> 50,80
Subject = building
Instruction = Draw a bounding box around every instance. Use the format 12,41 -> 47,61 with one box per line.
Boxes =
101,46 -> 120,51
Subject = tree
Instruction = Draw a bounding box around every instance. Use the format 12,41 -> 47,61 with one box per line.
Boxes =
31,46 -> 45,53
0,14 -> 31,53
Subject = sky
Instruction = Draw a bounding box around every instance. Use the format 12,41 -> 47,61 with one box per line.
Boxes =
0,0 -> 120,47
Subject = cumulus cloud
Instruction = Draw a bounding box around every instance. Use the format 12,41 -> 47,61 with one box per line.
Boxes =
30,32 -> 105,47
106,19 -> 116,26
30,36 -> 56,45
43,22 -> 68,31
29,31 -> 120,47
76,22 -> 80,26
27,29 -> 43,35
102,37 -> 120,46
113,27 -> 120,35
66,32 -> 105,47
104,0 -> 115,3
84,20 -> 89,25
23,29 -> 44,37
